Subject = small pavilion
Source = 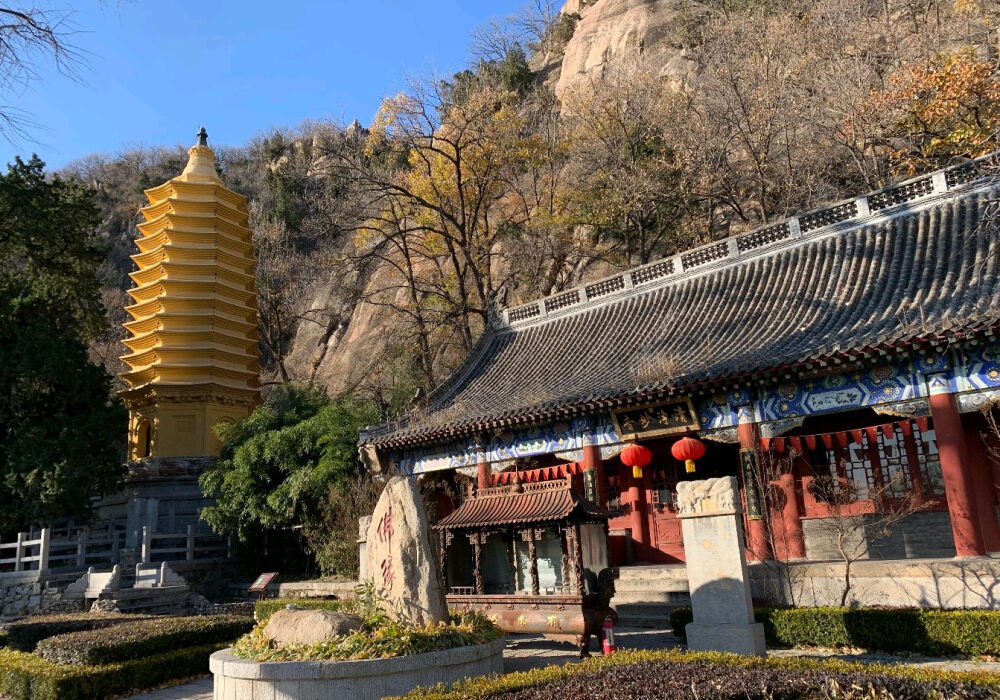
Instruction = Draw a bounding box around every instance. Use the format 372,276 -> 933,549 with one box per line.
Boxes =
361,156 -> 1000,567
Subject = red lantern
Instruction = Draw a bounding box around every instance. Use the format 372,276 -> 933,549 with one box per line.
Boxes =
672,436 -> 706,473
620,443 -> 652,479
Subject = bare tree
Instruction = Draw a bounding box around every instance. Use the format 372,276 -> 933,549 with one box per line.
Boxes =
807,469 -> 928,606
0,4 -> 84,142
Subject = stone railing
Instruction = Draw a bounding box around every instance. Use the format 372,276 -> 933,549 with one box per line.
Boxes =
0,524 -> 229,578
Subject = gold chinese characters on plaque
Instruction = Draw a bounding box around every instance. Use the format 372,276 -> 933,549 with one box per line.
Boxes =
611,398 -> 699,441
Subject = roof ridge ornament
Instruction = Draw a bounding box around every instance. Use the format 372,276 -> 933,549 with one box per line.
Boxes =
488,285 -> 509,327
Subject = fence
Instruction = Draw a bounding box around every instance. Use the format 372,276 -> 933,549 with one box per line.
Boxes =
0,524 -> 229,576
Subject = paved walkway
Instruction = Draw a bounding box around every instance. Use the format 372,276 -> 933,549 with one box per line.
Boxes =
123,627 -> 1000,699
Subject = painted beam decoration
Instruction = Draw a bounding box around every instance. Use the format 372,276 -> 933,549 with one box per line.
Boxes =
393,417 -> 621,475
758,364 -> 921,421
611,397 -> 699,441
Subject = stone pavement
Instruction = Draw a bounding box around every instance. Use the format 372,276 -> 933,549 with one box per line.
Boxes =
122,627 -> 1000,699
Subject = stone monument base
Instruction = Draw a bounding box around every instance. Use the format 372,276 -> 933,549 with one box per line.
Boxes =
686,622 -> 766,657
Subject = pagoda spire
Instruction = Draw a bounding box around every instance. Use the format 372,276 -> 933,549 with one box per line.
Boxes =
120,127 -> 260,460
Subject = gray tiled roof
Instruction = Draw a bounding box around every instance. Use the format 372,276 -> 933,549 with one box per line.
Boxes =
364,160 -> 1000,448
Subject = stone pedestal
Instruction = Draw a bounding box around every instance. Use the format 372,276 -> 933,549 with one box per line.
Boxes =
677,476 -> 765,657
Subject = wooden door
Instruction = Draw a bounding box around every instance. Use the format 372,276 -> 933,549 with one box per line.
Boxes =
648,460 -> 685,562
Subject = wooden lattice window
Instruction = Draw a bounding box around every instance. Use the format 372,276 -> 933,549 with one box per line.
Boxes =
808,419 -> 943,502
650,461 -> 678,511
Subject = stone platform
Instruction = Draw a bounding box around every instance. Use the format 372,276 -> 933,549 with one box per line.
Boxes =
612,556 -> 1000,615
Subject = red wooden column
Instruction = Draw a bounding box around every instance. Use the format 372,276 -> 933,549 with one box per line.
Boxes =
927,378 -> 986,556
775,473 -> 807,559
964,425 -> 1000,552
477,461 -> 490,491
581,443 -> 606,506
737,409 -> 773,561
626,462 -> 649,554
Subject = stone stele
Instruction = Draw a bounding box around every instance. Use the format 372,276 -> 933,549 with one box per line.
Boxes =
264,608 -> 364,646
676,476 -> 765,656
365,475 -> 448,626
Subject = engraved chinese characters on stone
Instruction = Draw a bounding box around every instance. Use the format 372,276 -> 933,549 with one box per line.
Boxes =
377,507 -> 395,587
365,476 -> 448,626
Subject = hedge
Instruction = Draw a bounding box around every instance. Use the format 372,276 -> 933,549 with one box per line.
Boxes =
668,606 -> 1000,657
254,598 -> 343,622
35,614 -> 253,666
3,613 -> 150,652
397,648 -> 1000,699
0,642 -> 226,700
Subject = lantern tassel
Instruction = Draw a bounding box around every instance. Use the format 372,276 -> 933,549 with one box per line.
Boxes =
632,465 -> 643,479
685,459 -> 696,473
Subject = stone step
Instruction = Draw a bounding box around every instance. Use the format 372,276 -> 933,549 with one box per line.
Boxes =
612,603 -> 685,629
615,615 -> 672,629
616,565 -> 688,581
612,590 -> 691,605
614,578 -> 690,593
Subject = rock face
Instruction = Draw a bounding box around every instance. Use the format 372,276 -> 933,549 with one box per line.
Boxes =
263,608 -> 364,646
365,476 -> 448,627
554,0 -> 705,103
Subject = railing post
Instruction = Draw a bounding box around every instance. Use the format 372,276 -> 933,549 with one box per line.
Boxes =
186,524 -> 195,561
39,528 -> 50,571
14,532 -> 25,572
77,527 -> 89,567
141,526 -> 151,564
111,530 -> 120,564
159,561 -> 167,587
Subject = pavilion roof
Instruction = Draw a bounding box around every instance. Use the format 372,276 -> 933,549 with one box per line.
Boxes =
363,157 -> 1000,450
434,480 -> 609,530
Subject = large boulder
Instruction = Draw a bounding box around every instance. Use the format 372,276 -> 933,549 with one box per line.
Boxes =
365,476 -> 448,626
263,608 -> 364,647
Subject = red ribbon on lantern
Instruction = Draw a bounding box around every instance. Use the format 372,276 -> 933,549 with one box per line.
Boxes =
620,443 -> 653,479
671,436 -> 706,474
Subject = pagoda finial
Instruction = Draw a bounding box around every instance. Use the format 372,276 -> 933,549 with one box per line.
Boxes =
178,127 -> 220,183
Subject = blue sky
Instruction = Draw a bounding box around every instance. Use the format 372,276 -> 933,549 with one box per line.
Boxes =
5,0 -> 527,169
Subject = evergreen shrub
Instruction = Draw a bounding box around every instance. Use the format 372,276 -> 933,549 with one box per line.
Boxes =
3,614 -> 150,652
34,614 -> 252,666
0,643 -> 225,700
397,649 -> 1000,699
668,606 -> 1000,656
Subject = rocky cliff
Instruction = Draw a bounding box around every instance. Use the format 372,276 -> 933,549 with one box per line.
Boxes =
552,0 -> 704,102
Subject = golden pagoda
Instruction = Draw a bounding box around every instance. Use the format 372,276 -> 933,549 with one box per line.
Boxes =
121,128 -> 260,460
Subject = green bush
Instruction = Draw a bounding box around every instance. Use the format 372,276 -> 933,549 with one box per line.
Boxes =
3,613 -> 150,652
35,614 -> 253,666
254,598 -> 343,622
668,606 -> 1000,657
0,642 -> 225,700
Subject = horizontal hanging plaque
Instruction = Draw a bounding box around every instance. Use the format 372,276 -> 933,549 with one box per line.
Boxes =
611,397 -> 699,441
